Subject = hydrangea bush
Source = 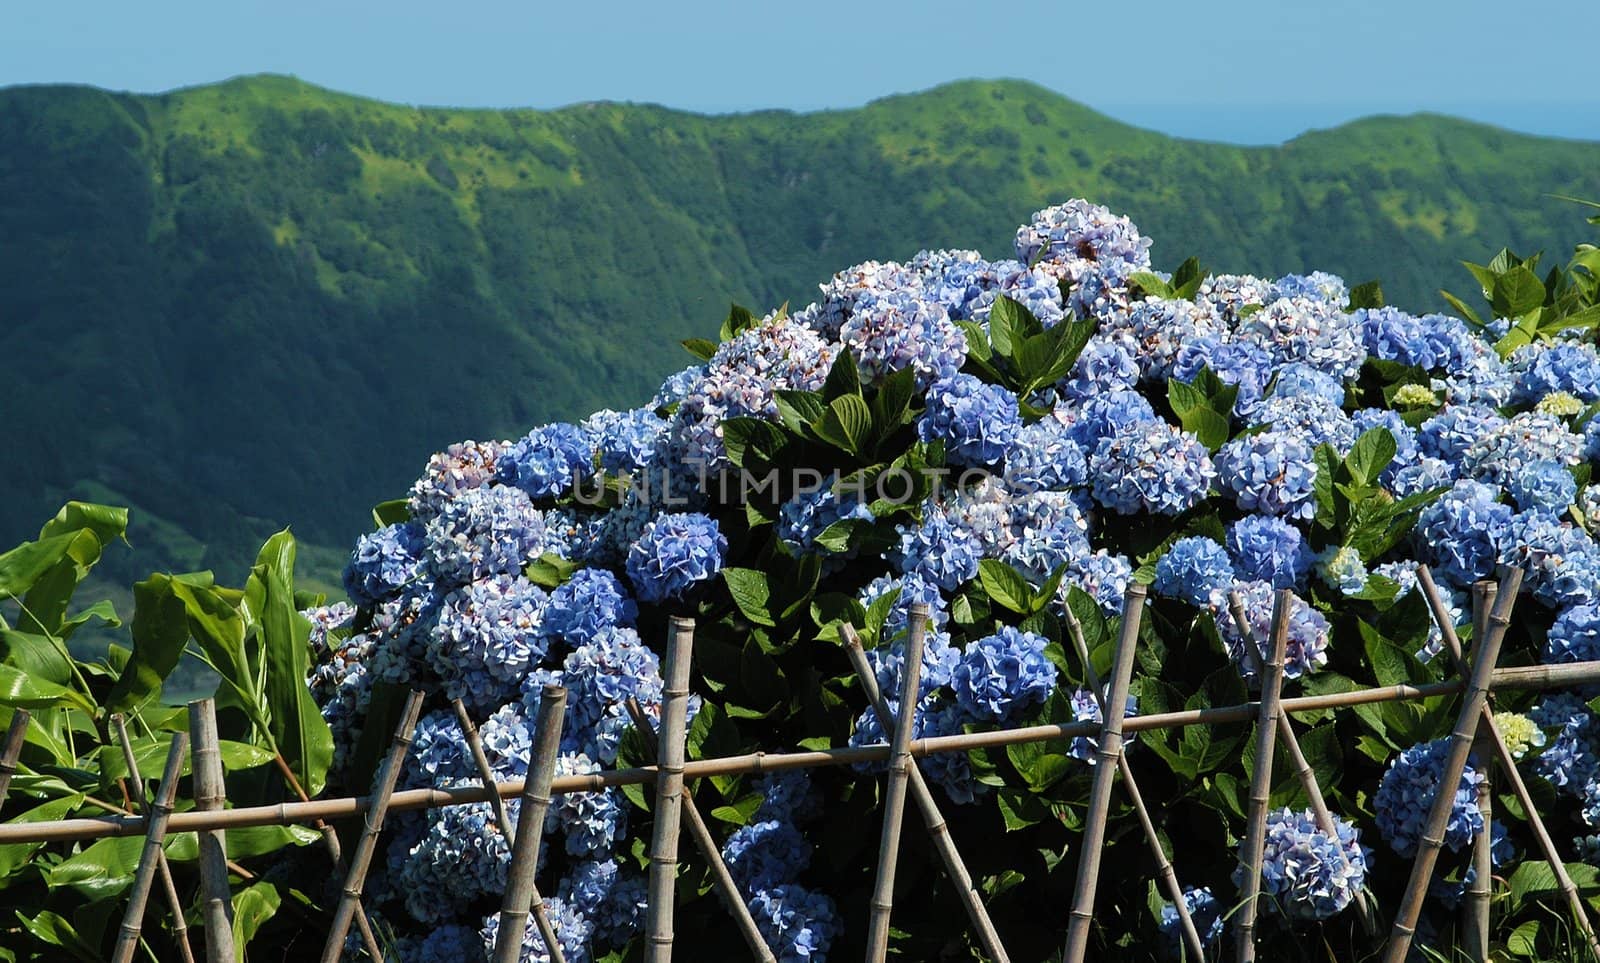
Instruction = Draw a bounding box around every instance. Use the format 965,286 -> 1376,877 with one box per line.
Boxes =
312,199 -> 1600,961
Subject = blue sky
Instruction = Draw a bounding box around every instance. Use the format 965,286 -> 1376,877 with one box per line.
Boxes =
6,0 -> 1598,143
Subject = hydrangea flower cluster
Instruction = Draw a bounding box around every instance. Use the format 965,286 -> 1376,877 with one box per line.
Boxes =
1374,739 -> 1488,856
315,197 -> 1600,959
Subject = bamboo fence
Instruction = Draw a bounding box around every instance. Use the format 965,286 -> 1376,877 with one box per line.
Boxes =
5,585 -> 1600,959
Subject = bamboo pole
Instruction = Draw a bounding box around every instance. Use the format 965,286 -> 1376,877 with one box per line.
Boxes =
842,626 -> 1009,963
0,709 -> 30,808
495,685 -> 568,963
1382,567 -> 1522,963
112,733 -> 189,963
625,698 -> 777,963
1416,566 -> 1600,959
452,699 -> 566,963
321,688 -> 424,963
188,698 -> 236,963
1463,581 -> 1496,962
1234,589 -> 1292,963
1063,585 -> 1147,963
8,661 -> 1600,847
1225,590 -> 1376,934
112,715 -> 196,963
857,603 -> 929,962
1059,606 -> 1204,961
646,617 -> 697,963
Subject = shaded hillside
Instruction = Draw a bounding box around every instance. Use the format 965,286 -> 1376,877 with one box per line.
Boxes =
3,75 -> 1596,580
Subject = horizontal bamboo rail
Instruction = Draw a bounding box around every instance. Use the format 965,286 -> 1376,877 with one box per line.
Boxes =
5,660 -> 1598,846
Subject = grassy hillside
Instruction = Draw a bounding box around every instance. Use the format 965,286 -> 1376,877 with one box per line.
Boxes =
4,74 -> 1597,583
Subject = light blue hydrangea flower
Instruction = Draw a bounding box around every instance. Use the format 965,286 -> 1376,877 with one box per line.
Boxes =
585,406 -> 668,475
422,485 -> 548,588
429,574 -> 550,713
626,512 -> 727,603
547,752 -> 627,856
557,859 -> 646,949
746,885 -> 841,963
1059,334 -> 1142,401
891,503 -> 983,592
344,521 -> 425,606
1089,422 -> 1216,516
951,626 -> 1056,724
1240,297 -> 1366,381
1227,515 -> 1312,588
1509,460 -> 1579,515
1545,604 -> 1600,670
1375,739 -> 1487,856
1066,686 -> 1139,764
1511,341 -> 1600,404
1159,886 -> 1225,951
777,486 -> 874,559
1111,297 -> 1228,381
498,423 -> 595,500
407,440 -> 507,521
1214,429 -> 1318,519
478,896 -> 592,963
1154,537 -> 1236,608
723,819 -> 813,892
1461,412 -> 1585,491
1062,389 -> 1159,451
1255,393 -> 1357,452
857,572 -> 950,639
1014,199 -> 1152,276
396,800 -> 513,925
1271,362 -> 1347,407
1003,414 -> 1089,492
1274,271 -> 1348,305
1244,808 -> 1369,920
839,288 -> 967,390
1218,580 -> 1329,680
1316,545 -> 1369,595
1170,336 -> 1275,418
1063,550 -> 1135,617
1415,480 -> 1516,586
918,374 -> 1022,467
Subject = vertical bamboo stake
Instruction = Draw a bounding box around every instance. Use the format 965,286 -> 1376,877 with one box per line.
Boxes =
495,684 -> 569,963
0,709 -> 29,808
625,698 -> 777,963
1416,565 -> 1600,959
1063,585 -> 1147,963
320,688 -> 425,963
112,715 -> 196,963
1463,581 -> 1496,962
1225,590 -> 1376,933
1061,607 -> 1204,961
188,698 -> 236,963
841,626 -> 1010,963
1382,567 -> 1522,963
646,617 -> 697,963
112,733 -> 189,963
1233,589 -> 1292,963
863,603 -> 927,963
453,699 -> 566,963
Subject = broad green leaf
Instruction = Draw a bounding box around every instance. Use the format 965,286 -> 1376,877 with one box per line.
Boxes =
1345,428 -> 1397,488
371,499 -> 410,527
1345,279 -> 1384,310
1492,264 -> 1547,317
978,560 -> 1032,614
723,568 -> 777,627
46,835 -> 143,900
681,337 -> 718,361
14,911 -> 99,961
251,531 -> 334,796
164,823 -> 319,861
821,347 -> 862,402
814,395 -> 873,456
0,663 -> 94,713
0,629 -> 75,688
0,795 -> 85,877
1127,272 -> 1175,300
108,573 -> 194,713
233,882 -> 283,952
0,532 -> 81,601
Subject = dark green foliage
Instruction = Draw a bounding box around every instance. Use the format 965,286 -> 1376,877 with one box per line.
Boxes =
5,75 -> 1600,588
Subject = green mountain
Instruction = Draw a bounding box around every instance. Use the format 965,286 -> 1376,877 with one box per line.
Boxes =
4,74 -> 1598,584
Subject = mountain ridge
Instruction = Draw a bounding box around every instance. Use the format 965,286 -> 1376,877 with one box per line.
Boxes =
4,75 -> 1597,584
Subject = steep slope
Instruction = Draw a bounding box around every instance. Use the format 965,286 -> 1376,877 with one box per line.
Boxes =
3,75 -> 1596,581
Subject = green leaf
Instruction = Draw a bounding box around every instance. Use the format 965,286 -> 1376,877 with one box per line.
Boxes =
1438,289 -> 1482,325
1492,264 -> 1548,317
720,418 -> 790,471
1505,921 -> 1539,957
978,560 -> 1032,614
774,391 -> 827,432
0,532 -> 81,601
1345,279 -> 1385,310
371,498 -> 411,527
47,835 -> 144,899
723,568 -> 777,627
718,303 -> 756,341
0,629 -> 75,687
14,911 -> 99,962
0,662 -> 94,713
868,365 -> 917,440
249,531 -> 333,797
233,882 -> 283,952
164,823 -> 320,861
1345,428 -> 1397,488
1127,272 -> 1175,300
821,347 -> 863,402
524,552 -> 579,589
0,795 -> 85,877
814,395 -> 873,456
987,296 -> 1037,356
1170,257 -> 1205,300
681,337 -> 718,361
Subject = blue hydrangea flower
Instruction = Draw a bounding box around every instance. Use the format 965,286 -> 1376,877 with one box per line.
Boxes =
1214,429 -> 1318,520
549,626 -> 665,764
1015,199 -> 1152,276
1359,307 -> 1477,372
1061,388 -> 1159,450
1089,422 -> 1216,516
498,423 -> 595,500
1512,341 -> 1600,404
753,770 -> 823,825
934,258 -> 1065,327
1461,412 -> 1585,491
546,752 -> 627,856
403,709 -> 474,789
918,374 -> 1022,468
1243,808 -> 1369,920
1239,297 -> 1366,381
839,288 -> 967,390
951,626 -> 1056,724
1352,409 -> 1419,474
1390,456 -> 1458,499
1417,405 -> 1506,462
1066,686 -> 1139,763
407,440 -> 507,521
1004,414 -> 1089,492
1218,580 -> 1329,680
914,697 -> 983,804
1255,393 -> 1357,452
1586,416 -> 1600,462
1059,334 -> 1142,401
723,819 -> 813,892
396,801 -> 513,925
1271,362 -> 1347,407
1154,537 -> 1236,608
1170,336 -> 1275,419
1530,695 -> 1600,792
1002,490 -> 1091,584
891,503 -> 983,592
541,568 -> 638,649
1497,511 -> 1600,609
865,628 -> 961,702
815,258 -> 924,337
422,485 -> 548,588
626,512 -> 726,603
585,407 -> 668,475
857,572 -> 950,639
1111,298 -> 1228,381
746,885 -> 841,963
1274,271 -> 1348,305
478,896 -> 592,963
557,859 -> 645,949
1159,886 -> 1225,951
428,574 -> 551,713
344,521 -> 425,606
1063,550 -> 1135,616
1374,739 -> 1487,856
1415,480 -> 1516,586
1227,515 -> 1311,588
1196,274 -> 1272,321
414,924 -> 484,963
1509,460 -> 1579,515
1546,604 -> 1600,670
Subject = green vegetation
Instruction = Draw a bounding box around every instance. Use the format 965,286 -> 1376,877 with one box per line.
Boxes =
3,74 -> 1598,582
